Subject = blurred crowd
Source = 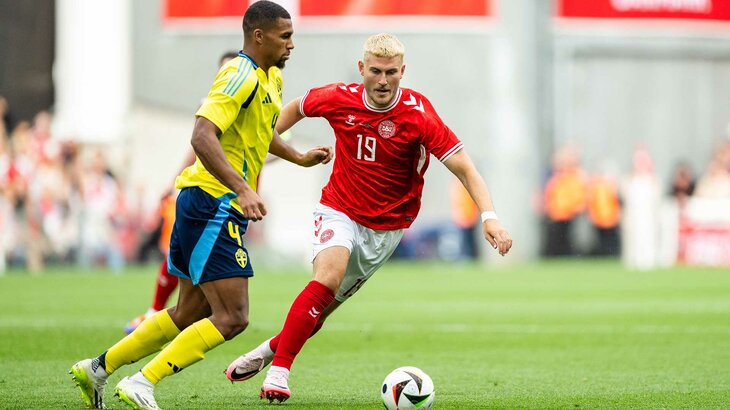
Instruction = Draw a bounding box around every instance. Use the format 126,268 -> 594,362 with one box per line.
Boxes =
539,139 -> 730,264
0,96 -> 160,274
4,91 -> 730,272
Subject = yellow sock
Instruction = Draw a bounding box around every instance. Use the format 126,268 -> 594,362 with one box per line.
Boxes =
104,310 -> 180,374
141,318 -> 225,384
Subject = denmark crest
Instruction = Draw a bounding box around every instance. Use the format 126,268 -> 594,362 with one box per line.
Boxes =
378,120 -> 396,139
320,229 -> 334,244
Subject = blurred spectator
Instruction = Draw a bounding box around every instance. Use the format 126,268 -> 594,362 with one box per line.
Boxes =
78,149 -> 125,272
695,141 -> 730,199
587,163 -> 621,256
449,177 -> 480,260
668,161 -> 695,207
0,96 -> 18,139
542,144 -> 586,257
621,145 -> 661,270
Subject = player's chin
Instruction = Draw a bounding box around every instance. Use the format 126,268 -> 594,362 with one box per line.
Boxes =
276,57 -> 289,69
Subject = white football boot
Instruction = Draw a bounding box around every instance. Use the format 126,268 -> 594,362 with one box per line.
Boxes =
70,358 -> 109,409
260,366 -> 291,403
225,337 -> 274,382
114,373 -> 161,410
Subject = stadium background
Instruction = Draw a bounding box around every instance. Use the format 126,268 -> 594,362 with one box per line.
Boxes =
2,1 -> 730,409
2,0 -> 730,267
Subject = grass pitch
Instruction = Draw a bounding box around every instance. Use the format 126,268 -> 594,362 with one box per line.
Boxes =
1,259 -> 729,409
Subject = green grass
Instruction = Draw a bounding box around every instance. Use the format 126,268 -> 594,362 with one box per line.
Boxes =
1,260 -> 729,409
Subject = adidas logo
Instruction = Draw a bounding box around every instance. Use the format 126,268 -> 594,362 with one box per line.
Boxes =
263,93 -> 272,104
167,362 -> 182,373
91,358 -> 101,372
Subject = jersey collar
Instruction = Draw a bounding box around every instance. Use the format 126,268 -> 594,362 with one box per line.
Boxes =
362,87 -> 402,113
238,51 -> 259,69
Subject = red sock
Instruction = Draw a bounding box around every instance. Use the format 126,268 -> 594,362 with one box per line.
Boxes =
271,281 -> 334,370
151,259 -> 179,311
269,322 -> 324,352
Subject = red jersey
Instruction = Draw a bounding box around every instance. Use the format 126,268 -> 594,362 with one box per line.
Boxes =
300,83 -> 463,230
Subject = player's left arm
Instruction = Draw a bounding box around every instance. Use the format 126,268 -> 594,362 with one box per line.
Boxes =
268,97 -> 333,167
444,150 -> 513,256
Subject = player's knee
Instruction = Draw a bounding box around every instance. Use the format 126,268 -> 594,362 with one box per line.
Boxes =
169,306 -> 210,330
313,276 -> 341,293
216,312 -> 249,340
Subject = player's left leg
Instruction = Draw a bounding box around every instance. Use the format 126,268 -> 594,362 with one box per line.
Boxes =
226,299 -> 341,383
259,246 -> 348,403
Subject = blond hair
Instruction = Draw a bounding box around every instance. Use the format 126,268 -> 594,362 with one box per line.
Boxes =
363,33 -> 404,59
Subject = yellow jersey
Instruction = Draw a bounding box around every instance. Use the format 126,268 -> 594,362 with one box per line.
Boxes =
176,52 -> 283,213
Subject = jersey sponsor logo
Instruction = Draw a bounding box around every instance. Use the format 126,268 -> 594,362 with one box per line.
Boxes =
235,248 -> 248,268
403,94 -> 425,112
346,114 -> 356,125
378,120 -> 397,139
320,228 -> 334,243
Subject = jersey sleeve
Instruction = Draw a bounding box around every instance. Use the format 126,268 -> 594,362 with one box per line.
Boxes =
418,96 -> 463,162
299,83 -> 346,118
196,61 -> 259,134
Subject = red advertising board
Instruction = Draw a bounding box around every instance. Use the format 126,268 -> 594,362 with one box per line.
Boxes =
559,0 -> 730,22
164,0 -> 245,19
678,221 -> 730,266
164,0 -> 490,20
300,0 -> 489,17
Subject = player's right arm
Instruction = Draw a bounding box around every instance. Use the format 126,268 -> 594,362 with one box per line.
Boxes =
269,97 -> 333,167
191,116 -> 266,221
274,97 -> 304,134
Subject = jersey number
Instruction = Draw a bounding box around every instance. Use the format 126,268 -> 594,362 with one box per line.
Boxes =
228,221 -> 242,246
356,134 -> 376,162
271,113 -> 279,130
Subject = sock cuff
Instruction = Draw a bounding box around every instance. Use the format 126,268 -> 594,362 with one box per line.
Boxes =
193,319 -> 225,349
307,280 -> 335,304
154,310 -> 181,341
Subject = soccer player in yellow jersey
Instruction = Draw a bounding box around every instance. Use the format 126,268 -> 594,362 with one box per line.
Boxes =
69,2 -> 332,409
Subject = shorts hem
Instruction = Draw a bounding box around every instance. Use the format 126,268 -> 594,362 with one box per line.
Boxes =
310,241 -> 353,263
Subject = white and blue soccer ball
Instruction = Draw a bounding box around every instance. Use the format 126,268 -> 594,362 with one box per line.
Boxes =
381,366 -> 435,410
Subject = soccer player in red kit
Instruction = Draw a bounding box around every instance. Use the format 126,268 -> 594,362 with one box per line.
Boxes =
226,33 -> 513,403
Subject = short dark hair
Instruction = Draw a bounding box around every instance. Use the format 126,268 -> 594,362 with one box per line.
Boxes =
243,1 -> 291,35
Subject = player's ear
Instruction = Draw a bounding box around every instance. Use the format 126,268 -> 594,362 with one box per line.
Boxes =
400,64 -> 406,76
358,60 -> 365,76
253,28 -> 264,44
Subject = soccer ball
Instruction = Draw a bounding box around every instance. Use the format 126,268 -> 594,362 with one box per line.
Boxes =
381,366 -> 435,410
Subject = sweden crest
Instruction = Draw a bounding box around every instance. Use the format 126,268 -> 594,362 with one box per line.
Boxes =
235,248 -> 248,268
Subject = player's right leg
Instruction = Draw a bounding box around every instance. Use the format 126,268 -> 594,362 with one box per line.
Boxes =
70,309 -> 182,409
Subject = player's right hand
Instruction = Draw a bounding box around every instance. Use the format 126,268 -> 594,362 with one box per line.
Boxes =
483,220 -> 512,256
299,145 -> 334,167
236,187 -> 267,221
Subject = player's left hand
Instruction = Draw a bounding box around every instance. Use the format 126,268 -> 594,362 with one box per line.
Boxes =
483,220 -> 512,256
299,145 -> 334,167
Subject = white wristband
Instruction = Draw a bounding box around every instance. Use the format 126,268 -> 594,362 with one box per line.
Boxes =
481,211 -> 498,223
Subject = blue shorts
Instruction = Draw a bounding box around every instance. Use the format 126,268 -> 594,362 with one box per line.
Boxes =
167,187 -> 253,285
